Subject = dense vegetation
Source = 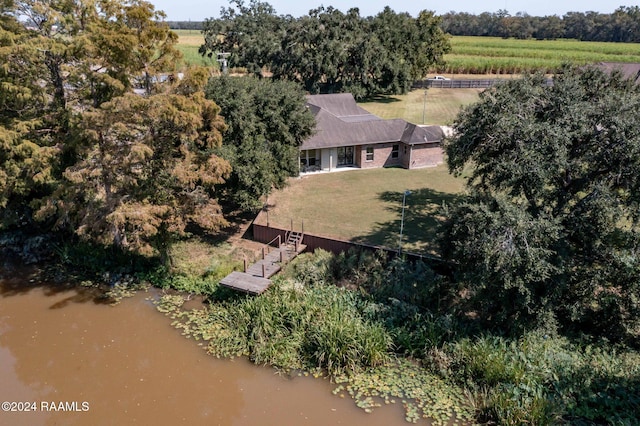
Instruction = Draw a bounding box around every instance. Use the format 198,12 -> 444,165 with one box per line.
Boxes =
205,76 -> 315,211
200,0 -> 450,98
1,0 -> 209,263
443,66 -> 640,343
157,248 -> 640,425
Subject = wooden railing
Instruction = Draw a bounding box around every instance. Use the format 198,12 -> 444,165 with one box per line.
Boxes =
243,234 -> 282,273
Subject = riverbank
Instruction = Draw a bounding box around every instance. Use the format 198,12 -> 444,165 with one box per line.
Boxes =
3,233 -> 639,425
153,249 -> 640,425
0,272 -> 409,425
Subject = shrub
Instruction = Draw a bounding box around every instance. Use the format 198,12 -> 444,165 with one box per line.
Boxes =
444,333 -> 640,425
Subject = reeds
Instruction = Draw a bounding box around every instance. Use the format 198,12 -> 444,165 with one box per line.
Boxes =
197,283 -> 392,376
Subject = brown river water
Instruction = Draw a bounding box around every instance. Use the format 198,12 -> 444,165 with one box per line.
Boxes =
0,265 -> 408,426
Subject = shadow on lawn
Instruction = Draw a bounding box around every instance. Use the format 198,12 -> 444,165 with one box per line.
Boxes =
351,187 -> 463,254
361,94 -> 402,104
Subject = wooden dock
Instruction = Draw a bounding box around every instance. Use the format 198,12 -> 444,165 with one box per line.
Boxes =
219,271 -> 272,295
219,232 -> 305,295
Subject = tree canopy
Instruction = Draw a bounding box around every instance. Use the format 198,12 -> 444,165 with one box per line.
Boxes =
36,71 -> 230,263
201,1 -> 450,99
205,75 -> 315,211
1,0 -> 232,264
442,66 -> 640,341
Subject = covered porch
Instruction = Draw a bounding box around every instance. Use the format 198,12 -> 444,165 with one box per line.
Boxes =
300,146 -> 357,173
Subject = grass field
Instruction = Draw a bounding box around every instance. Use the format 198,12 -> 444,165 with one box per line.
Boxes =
261,166 -> 466,254
359,85 -> 485,125
173,29 -> 218,68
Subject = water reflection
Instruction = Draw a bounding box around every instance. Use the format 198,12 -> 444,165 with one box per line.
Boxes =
0,269 -> 406,425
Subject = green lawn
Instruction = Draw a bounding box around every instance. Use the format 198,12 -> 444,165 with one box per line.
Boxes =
172,29 -> 218,68
359,88 -> 483,125
261,166 -> 466,254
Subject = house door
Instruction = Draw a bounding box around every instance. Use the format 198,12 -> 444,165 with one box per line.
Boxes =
337,146 -> 354,166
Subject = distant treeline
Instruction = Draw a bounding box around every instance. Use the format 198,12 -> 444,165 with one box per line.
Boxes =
167,21 -> 204,30
441,6 -> 640,42
167,6 -> 640,43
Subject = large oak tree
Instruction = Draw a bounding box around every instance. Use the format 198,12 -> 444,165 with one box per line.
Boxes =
206,75 -> 315,211
442,66 -> 640,341
201,1 -> 450,99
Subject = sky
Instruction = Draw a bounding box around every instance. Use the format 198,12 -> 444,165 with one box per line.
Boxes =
148,0 -> 620,21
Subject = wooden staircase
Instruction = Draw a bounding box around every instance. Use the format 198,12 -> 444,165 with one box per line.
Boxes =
285,230 -> 303,251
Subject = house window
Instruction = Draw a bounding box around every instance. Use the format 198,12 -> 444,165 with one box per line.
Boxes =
300,149 -> 319,171
392,144 -> 399,158
366,147 -> 374,161
307,149 -> 317,166
337,146 -> 354,166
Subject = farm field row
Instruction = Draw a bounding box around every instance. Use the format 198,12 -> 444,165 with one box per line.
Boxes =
439,36 -> 640,73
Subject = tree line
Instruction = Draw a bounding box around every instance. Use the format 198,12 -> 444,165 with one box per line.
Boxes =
167,21 -> 204,30
171,5 -> 640,43
441,6 -> 640,42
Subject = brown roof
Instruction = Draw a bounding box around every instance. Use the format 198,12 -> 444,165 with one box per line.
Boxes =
302,94 -> 443,150
306,93 -> 377,119
595,62 -> 640,83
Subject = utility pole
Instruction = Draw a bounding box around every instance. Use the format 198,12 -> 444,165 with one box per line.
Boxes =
422,89 -> 428,124
398,190 -> 411,254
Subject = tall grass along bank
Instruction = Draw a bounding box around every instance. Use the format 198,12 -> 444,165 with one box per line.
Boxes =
155,249 -> 640,425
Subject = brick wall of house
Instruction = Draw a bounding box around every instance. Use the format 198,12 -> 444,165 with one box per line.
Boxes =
401,143 -> 411,168
408,143 -> 443,169
355,146 -> 362,168
357,142 -> 404,169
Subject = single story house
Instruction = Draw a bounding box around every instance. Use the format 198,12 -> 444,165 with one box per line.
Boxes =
300,93 -> 444,173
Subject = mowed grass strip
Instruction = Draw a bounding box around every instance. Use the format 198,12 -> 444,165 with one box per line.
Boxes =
263,166 -> 465,254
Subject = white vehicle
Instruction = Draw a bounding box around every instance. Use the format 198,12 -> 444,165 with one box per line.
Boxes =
429,75 -> 451,80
